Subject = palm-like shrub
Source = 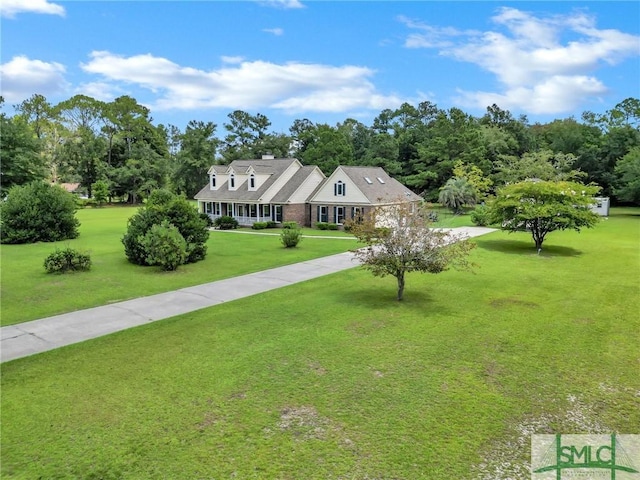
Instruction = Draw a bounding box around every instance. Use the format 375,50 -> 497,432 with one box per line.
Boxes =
438,177 -> 477,214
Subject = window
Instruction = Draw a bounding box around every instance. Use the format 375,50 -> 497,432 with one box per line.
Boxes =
210,174 -> 216,189
249,174 -> 256,190
335,206 -> 345,224
213,203 -> 221,216
377,177 -> 385,184
249,204 -> 257,218
352,206 -> 363,221
317,205 -> 328,223
229,173 -> 235,189
364,177 -> 372,184
237,204 -> 245,217
262,204 -> 271,218
334,180 -> 346,196
205,202 -> 213,214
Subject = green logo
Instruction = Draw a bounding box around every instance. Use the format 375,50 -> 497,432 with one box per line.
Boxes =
532,434 -> 639,479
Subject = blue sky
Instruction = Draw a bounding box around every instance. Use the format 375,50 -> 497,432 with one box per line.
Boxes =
1,0 -> 639,133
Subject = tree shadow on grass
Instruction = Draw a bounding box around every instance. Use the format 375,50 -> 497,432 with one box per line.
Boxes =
334,283 -> 452,316
476,238 -> 582,257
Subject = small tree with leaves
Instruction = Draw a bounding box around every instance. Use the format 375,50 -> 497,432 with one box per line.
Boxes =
91,180 -> 110,206
488,180 -> 601,250
347,201 -> 476,301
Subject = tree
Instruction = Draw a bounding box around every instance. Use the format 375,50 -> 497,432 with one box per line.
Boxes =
122,189 -> 209,266
92,179 -> 110,206
0,114 -> 46,196
493,149 -> 583,185
173,120 -> 219,197
452,160 -> 492,198
614,147 -> 640,204
298,123 -> 354,174
1,181 -> 80,244
438,177 -> 477,213
488,180 -> 601,250
347,201 -> 475,301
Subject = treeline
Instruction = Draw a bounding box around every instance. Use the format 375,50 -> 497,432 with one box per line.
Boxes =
1,94 -> 639,203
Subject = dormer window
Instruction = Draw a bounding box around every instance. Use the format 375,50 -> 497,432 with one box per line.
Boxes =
229,173 -> 236,189
249,173 -> 256,191
334,180 -> 346,196
210,173 -> 217,189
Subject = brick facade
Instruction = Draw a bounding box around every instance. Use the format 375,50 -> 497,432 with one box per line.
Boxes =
283,203 -> 309,226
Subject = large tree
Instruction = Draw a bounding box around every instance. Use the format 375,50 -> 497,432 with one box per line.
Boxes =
614,147 -> 640,204
347,201 -> 475,300
0,112 -> 46,195
173,120 -> 219,197
488,180 -> 601,250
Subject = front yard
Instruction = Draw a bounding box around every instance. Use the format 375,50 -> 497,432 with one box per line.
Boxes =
1,209 -> 638,478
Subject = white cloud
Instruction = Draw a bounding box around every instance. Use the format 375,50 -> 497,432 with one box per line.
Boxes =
257,0 -> 304,9
401,7 -> 640,114
0,0 -> 65,18
263,27 -> 284,36
221,56 -> 245,64
0,55 -> 69,102
80,51 -> 406,114
75,82 -> 128,103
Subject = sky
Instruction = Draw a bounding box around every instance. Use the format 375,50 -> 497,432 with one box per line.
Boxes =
1,0 -> 639,134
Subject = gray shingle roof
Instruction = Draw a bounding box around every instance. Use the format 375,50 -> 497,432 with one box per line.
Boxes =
195,158 -> 298,202
270,166 -> 321,203
336,166 -> 422,204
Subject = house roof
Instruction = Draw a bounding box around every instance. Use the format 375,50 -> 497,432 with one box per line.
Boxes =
195,158 -> 299,202
270,166 -> 322,203
329,166 -> 422,204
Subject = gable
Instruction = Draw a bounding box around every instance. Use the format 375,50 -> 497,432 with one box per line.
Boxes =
309,167 -> 369,204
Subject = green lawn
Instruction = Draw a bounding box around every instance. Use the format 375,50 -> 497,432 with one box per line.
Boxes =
2,209 -> 638,479
0,206 -> 357,326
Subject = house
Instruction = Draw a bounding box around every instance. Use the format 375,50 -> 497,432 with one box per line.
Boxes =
194,157 -> 422,228
194,155 -> 326,226
308,166 -> 422,227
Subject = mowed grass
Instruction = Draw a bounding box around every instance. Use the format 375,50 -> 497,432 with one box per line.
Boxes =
0,206 -> 357,326
1,209 -> 638,479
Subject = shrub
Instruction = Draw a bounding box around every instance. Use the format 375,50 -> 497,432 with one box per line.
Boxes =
1,181 -> 80,244
470,204 -> 491,226
122,189 -> 209,266
214,215 -> 239,230
282,221 -> 299,230
91,180 -> 110,206
266,221 -> 277,229
44,248 -> 91,274
315,222 -> 328,230
141,221 -> 187,271
327,223 -> 339,230
252,221 -> 268,230
280,226 -> 303,248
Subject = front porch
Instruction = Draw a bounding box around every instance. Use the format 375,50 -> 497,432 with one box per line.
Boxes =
200,201 -> 283,227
